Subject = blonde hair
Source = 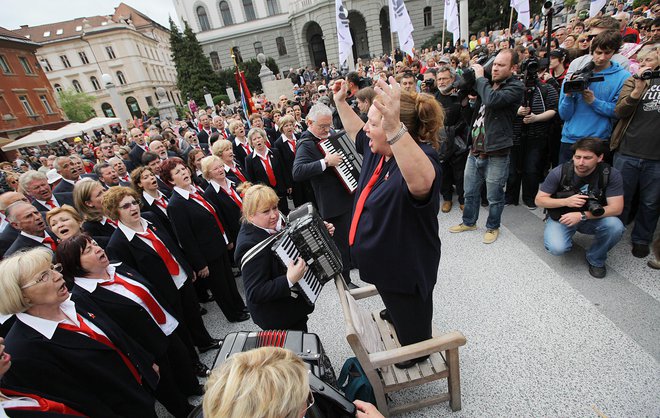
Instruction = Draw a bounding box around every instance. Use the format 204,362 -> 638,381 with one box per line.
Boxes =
46,204 -> 82,227
228,120 -> 244,135
73,179 -> 104,222
203,347 -> 308,418
200,155 -> 223,180
0,247 -> 53,315
240,184 -> 279,223
278,115 -> 295,132
247,128 -> 268,148
211,139 -> 233,158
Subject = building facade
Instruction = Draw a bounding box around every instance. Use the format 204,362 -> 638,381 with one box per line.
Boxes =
0,26 -> 67,144
12,3 -> 181,124
173,0 -> 444,74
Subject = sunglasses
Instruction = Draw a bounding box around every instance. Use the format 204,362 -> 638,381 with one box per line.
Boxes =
119,200 -> 140,210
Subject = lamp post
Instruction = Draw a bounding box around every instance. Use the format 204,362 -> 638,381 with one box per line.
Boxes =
101,73 -> 131,129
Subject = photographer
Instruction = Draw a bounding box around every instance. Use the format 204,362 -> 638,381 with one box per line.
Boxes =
558,31 -> 630,164
449,49 -> 524,244
535,138 -> 625,278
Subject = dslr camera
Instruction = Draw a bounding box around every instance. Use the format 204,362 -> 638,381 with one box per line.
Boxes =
564,61 -> 604,94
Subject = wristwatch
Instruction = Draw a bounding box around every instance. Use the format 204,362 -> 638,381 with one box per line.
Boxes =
580,211 -> 587,221
386,122 -> 408,145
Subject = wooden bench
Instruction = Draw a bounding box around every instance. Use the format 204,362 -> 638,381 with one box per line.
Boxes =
335,276 -> 466,416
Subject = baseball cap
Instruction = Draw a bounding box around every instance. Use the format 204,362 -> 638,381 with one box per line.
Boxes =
548,48 -> 567,59
318,85 -> 328,92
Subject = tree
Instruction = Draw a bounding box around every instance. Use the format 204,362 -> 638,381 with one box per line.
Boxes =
58,89 -> 95,122
468,0 -> 545,33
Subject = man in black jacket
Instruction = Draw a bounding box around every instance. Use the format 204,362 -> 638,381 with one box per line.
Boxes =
449,49 -> 524,244
293,103 -> 356,288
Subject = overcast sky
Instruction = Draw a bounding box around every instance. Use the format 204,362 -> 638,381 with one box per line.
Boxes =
0,0 -> 180,30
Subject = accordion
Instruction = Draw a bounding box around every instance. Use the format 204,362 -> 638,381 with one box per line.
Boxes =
317,131 -> 363,194
272,203 -> 343,306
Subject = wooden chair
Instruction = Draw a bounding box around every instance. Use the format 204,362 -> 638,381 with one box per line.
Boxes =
335,276 -> 466,416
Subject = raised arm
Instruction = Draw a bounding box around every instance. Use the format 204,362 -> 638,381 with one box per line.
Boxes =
333,80 -> 366,141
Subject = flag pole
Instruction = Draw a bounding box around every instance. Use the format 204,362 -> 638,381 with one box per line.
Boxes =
441,23 -> 446,54
509,7 -> 515,34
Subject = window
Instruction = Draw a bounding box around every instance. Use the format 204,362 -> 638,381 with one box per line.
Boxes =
0,55 -> 11,73
40,58 -> 52,72
197,6 -> 211,31
18,95 -> 36,116
60,55 -> 71,68
116,71 -> 127,85
423,7 -> 432,27
105,46 -> 116,60
145,96 -> 154,107
101,102 -> 115,117
243,0 -> 256,21
72,80 -> 83,93
78,51 -> 89,64
54,83 -> 62,93
266,0 -> 279,15
276,37 -> 287,56
219,1 -> 233,25
39,95 -> 53,113
90,76 -> 101,90
210,51 -> 221,71
43,31 -> 50,37
254,41 -> 264,55
56,29 -> 63,35
18,57 -> 34,74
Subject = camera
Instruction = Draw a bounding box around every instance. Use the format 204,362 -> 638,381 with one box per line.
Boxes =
633,69 -> 660,80
563,61 -> 604,94
454,54 -> 495,99
423,78 -> 435,87
581,191 -> 605,217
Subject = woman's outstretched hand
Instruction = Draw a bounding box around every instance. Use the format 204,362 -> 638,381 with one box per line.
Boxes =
372,76 -> 402,137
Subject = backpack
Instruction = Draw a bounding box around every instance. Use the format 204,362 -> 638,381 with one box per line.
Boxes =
337,357 -> 377,405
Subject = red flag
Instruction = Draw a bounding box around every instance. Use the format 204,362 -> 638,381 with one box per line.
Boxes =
234,70 -> 257,116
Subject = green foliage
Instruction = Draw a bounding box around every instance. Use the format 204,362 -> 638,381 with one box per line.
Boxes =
632,0 -> 651,9
215,57 -> 280,99
57,89 -> 96,122
468,0 -> 545,33
147,107 -> 159,118
212,95 -> 230,105
420,31 -> 455,50
563,0 -> 577,11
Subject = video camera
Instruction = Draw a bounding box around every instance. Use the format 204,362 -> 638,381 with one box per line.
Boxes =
633,69 -> 660,80
519,58 -> 540,107
563,61 -> 604,94
454,52 -> 496,99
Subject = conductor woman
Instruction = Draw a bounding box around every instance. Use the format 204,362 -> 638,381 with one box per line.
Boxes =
334,77 -> 444,369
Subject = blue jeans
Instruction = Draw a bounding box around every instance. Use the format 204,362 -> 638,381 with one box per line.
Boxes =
613,153 -> 660,245
544,217 -> 625,267
462,153 -> 509,229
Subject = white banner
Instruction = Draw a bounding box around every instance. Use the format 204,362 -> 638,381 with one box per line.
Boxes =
389,0 -> 415,57
510,0 -> 530,28
335,0 -> 353,66
589,0 -> 607,17
444,0 -> 460,44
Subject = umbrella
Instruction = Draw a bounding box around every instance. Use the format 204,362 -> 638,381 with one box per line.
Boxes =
1,130 -> 66,152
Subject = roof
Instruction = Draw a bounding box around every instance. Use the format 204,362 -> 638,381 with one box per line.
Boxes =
0,25 -> 40,47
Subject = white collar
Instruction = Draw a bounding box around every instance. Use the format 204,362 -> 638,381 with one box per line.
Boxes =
20,230 -> 48,241
142,190 -> 164,205
118,217 -> 149,241
255,149 -> 272,160
234,137 -> 248,147
173,185 -> 196,199
250,213 -> 285,235
210,178 -> 234,193
16,297 -> 78,340
62,178 -> 77,185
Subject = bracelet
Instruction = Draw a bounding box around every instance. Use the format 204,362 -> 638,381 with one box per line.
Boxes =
386,122 -> 408,145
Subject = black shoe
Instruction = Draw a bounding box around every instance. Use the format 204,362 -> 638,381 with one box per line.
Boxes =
197,292 -> 214,303
228,312 -> 250,323
632,243 -> 650,258
199,306 -> 208,316
379,309 -> 392,322
394,355 -> 430,369
193,362 -> 211,377
198,338 -> 221,353
588,263 -> 607,279
481,201 -> 489,207
347,282 -> 360,290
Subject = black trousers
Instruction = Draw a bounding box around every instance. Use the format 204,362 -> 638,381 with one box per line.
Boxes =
326,211 -> 353,283
178,279 -> 214,349
206,252 -> 247,321
377,287 -> 434,346
441,151 -> 468,204
154,349 -> 193,418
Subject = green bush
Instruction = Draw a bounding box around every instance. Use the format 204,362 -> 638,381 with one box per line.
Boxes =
212,95 -> 230,105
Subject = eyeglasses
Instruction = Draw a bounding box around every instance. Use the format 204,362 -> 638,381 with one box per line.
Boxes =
303,391 -> 315,413
21,263 -> 63,289
119,200 -> 140,210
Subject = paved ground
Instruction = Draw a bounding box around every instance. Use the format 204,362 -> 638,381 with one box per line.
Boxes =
159,202 -> 660,417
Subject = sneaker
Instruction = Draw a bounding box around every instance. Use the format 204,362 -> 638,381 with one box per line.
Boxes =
441,201 -> 453,213
648,259 -> 660,270
526,204 -> 537,210
588,263 -> 607,279
483,229 -> 499,244
632,243 -> 650,258
449,223 -> 477,233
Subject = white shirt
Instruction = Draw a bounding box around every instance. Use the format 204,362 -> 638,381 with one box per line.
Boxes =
118,218 -> 186,289
19,231 -> 53,248
34,195 -> 60,208
142,190 -> 168,216
16,298 -> 106,340
74,264 -> 178,336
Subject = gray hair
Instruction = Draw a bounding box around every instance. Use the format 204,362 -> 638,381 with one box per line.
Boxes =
437,65 -> 457,78
53,156 -> 72,172
306,103 -> 333,123
108,156 -> 122,166
93,162 -> 112,177
18,170 -> 47,192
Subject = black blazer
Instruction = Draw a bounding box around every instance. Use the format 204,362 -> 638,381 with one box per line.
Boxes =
129,145 -> 146,168
197,127 -> 217,145
81,219 -> 115,248
52,179 -> 75,194
234,222 -> 313,330
31,193 -> 74,213
231,138 -> 251,168
5,231 -> 58,258
203,182 -> 242,243
2,304 -> 157,418
156,176 -> 173,198
292,131 -> 353,218
192,171 -> 210,191
244,149 -> 290,196
140,196 -> 176,239
70,263 -> 170,358
225,163 -> 247,186
167,189 -> 228,271
105,217 -> 193,311
0,224 -> 19,258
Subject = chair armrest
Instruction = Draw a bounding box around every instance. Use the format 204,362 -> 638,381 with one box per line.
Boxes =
367,331 -> 467,369
349,284 -> 379,300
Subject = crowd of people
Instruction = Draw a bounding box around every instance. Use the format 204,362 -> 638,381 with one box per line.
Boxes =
0,0 -> 658,416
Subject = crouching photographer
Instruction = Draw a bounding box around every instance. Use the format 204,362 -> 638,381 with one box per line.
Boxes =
535,138 -> 625,278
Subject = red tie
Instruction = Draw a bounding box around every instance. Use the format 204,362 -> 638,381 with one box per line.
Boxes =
259,154 -> 277,186
58,314 -> 142,384
45,199 -> 56,209
155,196 -> 168,210
101,274 -> 166,324
138,228 -> 180,276
242,143 -> 251,155
1,389 -> 86,416
106,218 -> 118,228
289,139 -> 296,154
189,192 -> 227,237
144,145 -> 149,152
232,166 -> 247,183
42,236 -> 57,251
221,186 -> 243,209
221,130 -> 227,139
349,156 -> 385,246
